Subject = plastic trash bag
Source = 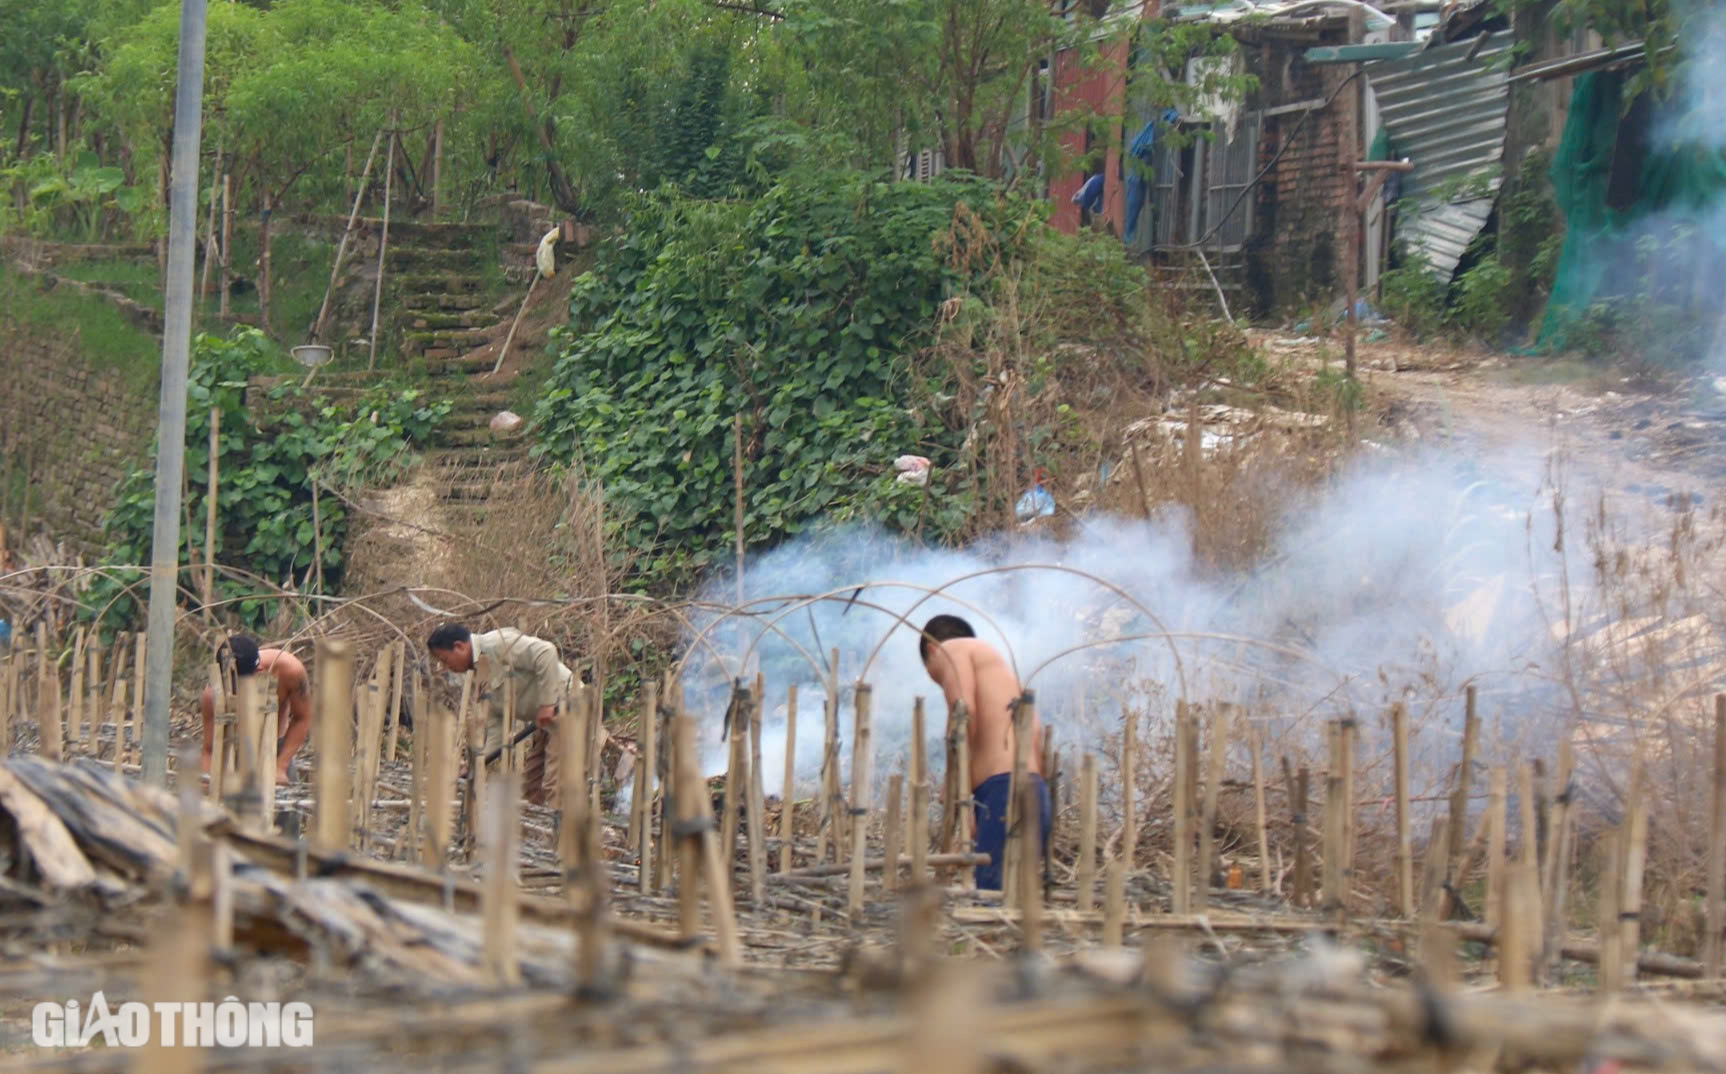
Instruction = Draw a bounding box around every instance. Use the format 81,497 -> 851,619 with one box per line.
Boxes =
490,410 -> 523,433
1015,469 -> 1056,522
894,455 -> 931,486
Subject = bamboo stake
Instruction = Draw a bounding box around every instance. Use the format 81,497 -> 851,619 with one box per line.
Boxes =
939,702 -> 959,857
1539,736 -> 1576,982
1518,762 -> 1538,871
1018,780 -> 1042,952
884,772 -> 904,893
1339,716 -> 1357,890
465,675 -> 488,859
1445,685 -> 1480,910
1004,691 -> 1034,906
830,648 -> 845,863
211,835 -> 234,954
130,632 -> 145,767
1171,700 -> 1191,913
385,641 -> 405,762
675,708 -> 741,964
203,405 -> 219,619
36,622 -> 60,762
1393,702 -> 1413,917
1620,749 -> 1649,989
816,676 -> 837,867
355,671 -> 383,849
561,682 -> 590,871
954,701 -> 973,891
259,695 -> 278,833
68,626 -> 84,750
848,684 -> 874,917
483,770 -> 522,986
1419,817 -> 1451,925
1193,703 -> 1229,911
1598,828 -> 1623,993
406,670 -> 427,863
83,638 -> 99,753
910,698 -> 928,886
723,684 -> 746,869
1121,707 -> 1137,871
1077,753 -> 1098,913
1486,766 -> 1508,930
1501,860 -> 1537,991
1708,695 -> 1726,978
425,690 -> 455,868
774,683 -> 798,876
1102,860 -> 1125,948
673,712 -> 702,941
313,639 -> 354,854
655,672 -> 677,894
311,127 -> 383,342
1322,722 -> 1345,918
233,674 -> 262,831
748,678 -> 767,906
1250,725 -> 1271,896
200,144 -> 222,311
206,664 -> 227,803
367,120 -> 396,371
574,800 -> 607,997
636,679 -> 659,890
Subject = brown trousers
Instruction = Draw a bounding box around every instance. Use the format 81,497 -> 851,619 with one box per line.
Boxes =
522,723 -> 562,806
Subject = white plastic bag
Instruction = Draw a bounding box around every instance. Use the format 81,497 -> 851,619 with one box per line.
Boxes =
894,454 -> 931,486
490,410 -> 523,433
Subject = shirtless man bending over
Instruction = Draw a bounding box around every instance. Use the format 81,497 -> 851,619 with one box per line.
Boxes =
199,634 -> 313,785
918,613 -> 1048,891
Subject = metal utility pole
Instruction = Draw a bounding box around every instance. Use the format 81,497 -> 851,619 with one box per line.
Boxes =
141,0 -> 209,786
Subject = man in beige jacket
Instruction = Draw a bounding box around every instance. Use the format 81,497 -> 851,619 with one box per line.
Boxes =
427,623 -> 574,805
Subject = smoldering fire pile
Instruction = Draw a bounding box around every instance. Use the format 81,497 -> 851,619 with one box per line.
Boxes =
0,622 -> 1724,1071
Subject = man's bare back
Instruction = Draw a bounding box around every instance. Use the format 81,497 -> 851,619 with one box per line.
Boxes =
200,637 -> 313,784
922,636 -> 1042,789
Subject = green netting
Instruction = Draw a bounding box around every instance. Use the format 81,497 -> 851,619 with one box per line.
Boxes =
1534,68 -> 1726,352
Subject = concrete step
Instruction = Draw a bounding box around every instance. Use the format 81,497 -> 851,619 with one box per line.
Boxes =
438,425 -> 530,447
402,309 -> 501,331
400,291 -> 491,313
384,247 -> 484,272
397,273 -> 485,295
428,444 -> 533,468
404,328 -> 493,356
423,353 -> 503,377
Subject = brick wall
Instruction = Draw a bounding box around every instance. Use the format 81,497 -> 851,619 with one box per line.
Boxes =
1,324 -> 159,554
1243,34 -> 1350,314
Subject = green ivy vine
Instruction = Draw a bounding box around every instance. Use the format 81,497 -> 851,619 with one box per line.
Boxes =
84,328 -> 451,638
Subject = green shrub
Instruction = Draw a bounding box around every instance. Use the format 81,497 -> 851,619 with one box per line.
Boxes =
84,327 -> 450,637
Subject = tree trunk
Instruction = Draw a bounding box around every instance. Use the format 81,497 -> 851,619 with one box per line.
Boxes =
501,44 -> 583,216
13,92 -> 32,158
259,195 -> 275,335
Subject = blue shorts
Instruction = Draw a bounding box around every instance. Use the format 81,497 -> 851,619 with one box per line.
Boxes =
972,772 -> 1051,891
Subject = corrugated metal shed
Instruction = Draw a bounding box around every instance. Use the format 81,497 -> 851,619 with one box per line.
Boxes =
1366,32 -> 1513,280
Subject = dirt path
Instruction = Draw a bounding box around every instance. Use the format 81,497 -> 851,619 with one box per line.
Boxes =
1329,335 -> 1726,523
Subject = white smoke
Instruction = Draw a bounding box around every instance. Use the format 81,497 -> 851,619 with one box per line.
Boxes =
670,437 -> 1598,814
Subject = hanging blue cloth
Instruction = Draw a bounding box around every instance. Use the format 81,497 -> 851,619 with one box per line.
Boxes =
1072,173 -> 1104,214
1125,108 -> 1179,242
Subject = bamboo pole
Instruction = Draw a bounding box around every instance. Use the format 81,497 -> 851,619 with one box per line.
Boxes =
1518,762 -> 1538,871
910,698 -> 927,885
311,127 -> 383,343
817,675 -> 837,867
83,637 -> 99,753
219,172 -> 232,319
259,692 -> 278,832
367,120 -> 397,371
1018,780 -> 1042,952
483,769 -> 522,986
385,641 -> 405,763
1102,860 -> 1125,948
1250,725 -> 1271,896
1393,702 -> 1413,917
1445,685 -> 1480,911
200,144 -> 222,311
1708,695 -> 1726,978
1193,703 -> 1229,912
1004,691 -> 1034,906
655,672 -> 677,894
464,674 -> 488,858
1077,753 -> 1098,913
233,674 -> 261,831
1486,766 -> 1508,930
313,639 -> 354,854
1539,737 -> 1576,982
848,684 -> 874,917
1121,708 -> 1137,871
36,622 -> 61,762
722,684 -> 746,869
673,712 -> 702,942
561,681 -> 590,872
67,626 -> 84,749
1500,860 -> 1538,991
1278,759 -> 1302,904
1171,701 -> 1191,913
884,772 -> 904,893
939,701 -> 959,857
954,701 -> 973,891
636,679 -> 659,891
1619,749 -> 1649,989
1598,828 -> 1623,993
406,671 -> 427,864
130,631 -> 146,768
203,406 -> 219,619
748,678 -> 767,906
205,664 -> 227,803
1339,716 -> 1357,889
1322,721 -> 1345,918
